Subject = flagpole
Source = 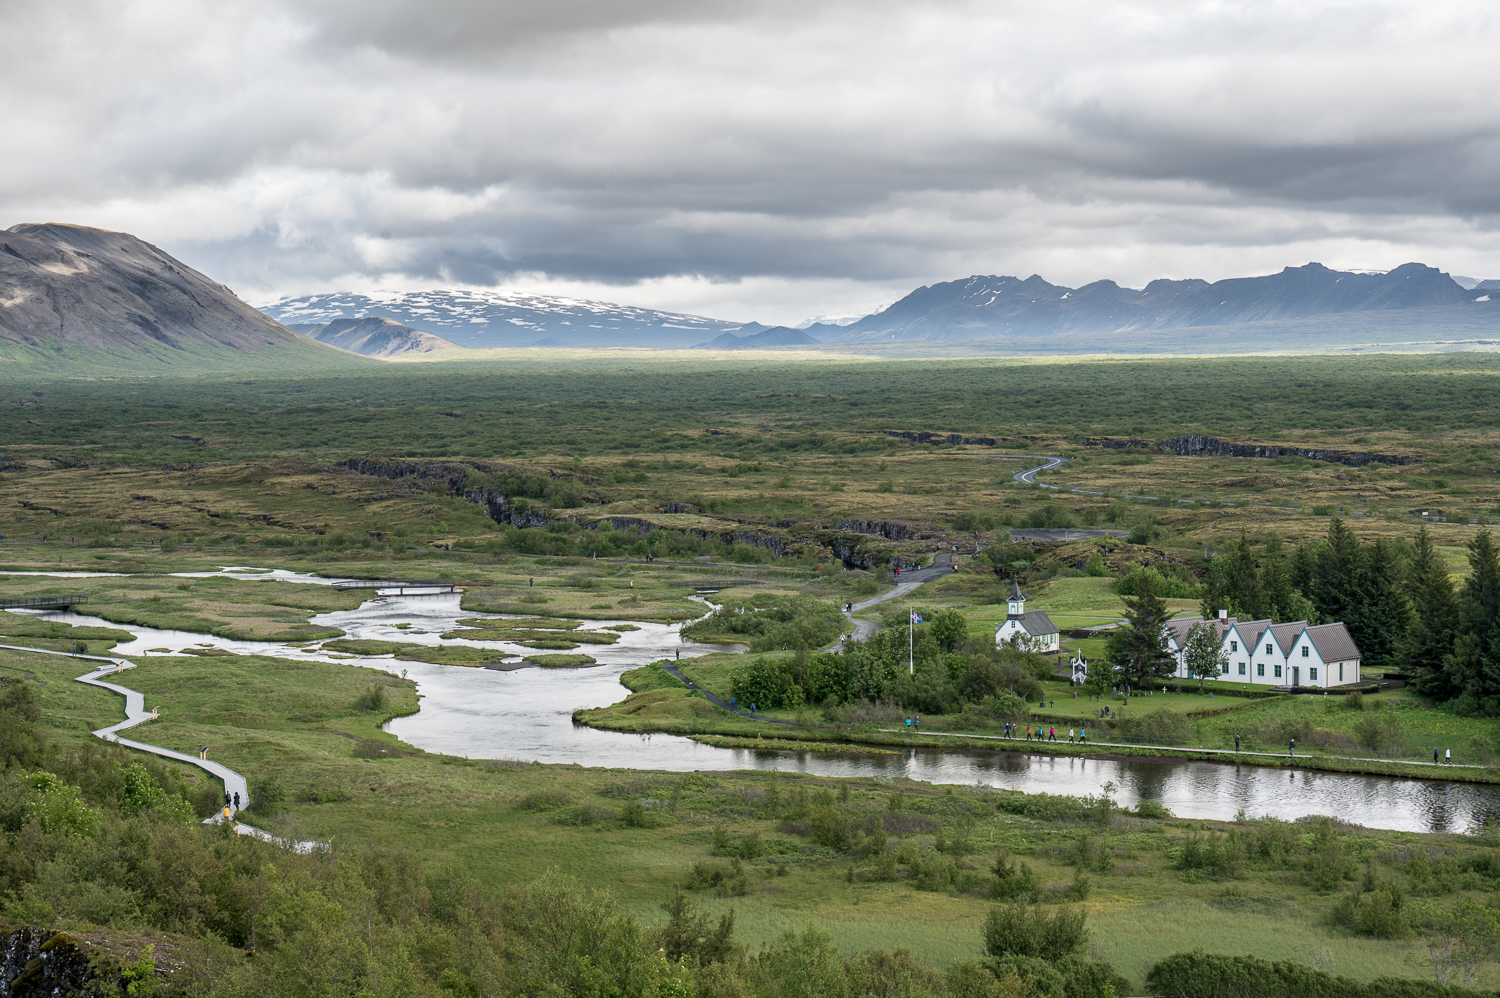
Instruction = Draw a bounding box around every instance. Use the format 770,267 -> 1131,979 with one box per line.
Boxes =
909,610 -> 914,675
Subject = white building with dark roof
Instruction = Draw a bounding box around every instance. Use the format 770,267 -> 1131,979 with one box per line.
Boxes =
1165,611 -> 1362,688
995,579 -> 1060,653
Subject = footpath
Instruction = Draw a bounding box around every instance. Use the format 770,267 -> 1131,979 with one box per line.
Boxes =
0,642 -> 318,851
877,725 -> 1484,771
836,553 -> 957,648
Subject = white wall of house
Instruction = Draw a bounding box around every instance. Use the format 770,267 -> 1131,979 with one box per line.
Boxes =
1168,618 -> 1359,688
995,620 -> 1059,653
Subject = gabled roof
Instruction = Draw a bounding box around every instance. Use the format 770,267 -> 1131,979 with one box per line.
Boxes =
1306,622 -> 1361,662
997,610 -> 1058,636
1267,622 -> 1306,655
1166,616 -> 1202,647
1236,619 -> 1275,650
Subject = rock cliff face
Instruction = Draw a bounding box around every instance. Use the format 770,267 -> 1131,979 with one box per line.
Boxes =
2,925 -> 127,997
0,223 -> 311,354
1157,435 -> 1413,467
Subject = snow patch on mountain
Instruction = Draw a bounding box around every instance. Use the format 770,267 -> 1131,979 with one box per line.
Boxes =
257,289 -> 746,348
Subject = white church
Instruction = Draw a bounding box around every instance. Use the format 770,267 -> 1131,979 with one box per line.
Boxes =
994,580 -> 1061,653
1165,610 -> 1363,689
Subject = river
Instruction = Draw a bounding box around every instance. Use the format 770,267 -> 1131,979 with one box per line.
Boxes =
7,573 -> 1499,834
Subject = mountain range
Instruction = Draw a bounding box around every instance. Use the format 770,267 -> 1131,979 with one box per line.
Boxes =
753,263 -> 1500,345
6,222 -> 1500,367
258,290 -> 749,349
260,262 -> 1500,352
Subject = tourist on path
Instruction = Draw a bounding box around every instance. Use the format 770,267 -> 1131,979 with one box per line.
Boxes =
1446,748 -> 1451,764
1068,728 -> 1075,743
1234,734 -> 1240,752
1080,727 -> 1086,744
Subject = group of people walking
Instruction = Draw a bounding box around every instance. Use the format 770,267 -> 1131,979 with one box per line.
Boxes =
1002,722 -> 1087,744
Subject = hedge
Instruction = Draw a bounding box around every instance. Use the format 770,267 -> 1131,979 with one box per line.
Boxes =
1146,950 -> 1500,998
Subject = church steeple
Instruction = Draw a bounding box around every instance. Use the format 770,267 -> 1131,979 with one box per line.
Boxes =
1007,579 -> 1025,618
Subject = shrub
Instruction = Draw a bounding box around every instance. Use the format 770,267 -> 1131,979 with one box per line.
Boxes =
1144,949 -> 1489,998
729,658 -> 805,710
1134,799 -> 1172,819
620,799 -> 648,827
353,684 -> 388,712
1351,886 -> 1406,937
25,772 -> 98,837
251,776 -> 286,816
953,511 -> 997,532
811,806 -> 853,851
989,850 -> 1041,902
555,804 -> 613,826
515,789 -> 572,811
982,903 -> 1087,962
684,860 -> 749,896
1177,832 -> 1246,879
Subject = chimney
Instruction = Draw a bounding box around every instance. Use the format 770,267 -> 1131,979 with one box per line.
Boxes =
1218,609 -> 1228,620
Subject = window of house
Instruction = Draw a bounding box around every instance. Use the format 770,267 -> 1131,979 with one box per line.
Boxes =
1310,668 -> 1318,681
1221,663 -> 1229,674
1302,646 -> 1309,657
1230,641 -> 1237,652
1274,665 -> 1282,678
1339,663 -> 1344,682
1265,643 -> 1273,654
1256,663 -> 1264,676
1238,662 -> 1246,675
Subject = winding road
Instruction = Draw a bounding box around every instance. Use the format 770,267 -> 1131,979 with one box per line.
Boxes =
0,642 -> 315,851
988,452 -> 1303,512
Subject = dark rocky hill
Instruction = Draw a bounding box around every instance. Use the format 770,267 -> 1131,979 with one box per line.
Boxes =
0,223 -> 317,357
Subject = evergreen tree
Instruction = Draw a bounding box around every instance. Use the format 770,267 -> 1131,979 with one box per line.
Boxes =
1401,526 -> 1457,686
1108,570 -> 1176,687
1201,533 -> 1261,620
1201,533 -> 1317,624
1311,518 -> 1364,625
1356,538 -> 1409,671
1437,530 -> 1500,712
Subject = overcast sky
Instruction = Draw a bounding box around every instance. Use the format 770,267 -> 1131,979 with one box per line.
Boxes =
4,0 -> 1500,325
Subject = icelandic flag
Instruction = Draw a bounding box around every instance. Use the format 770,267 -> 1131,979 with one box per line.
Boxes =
911,611 -> 925,623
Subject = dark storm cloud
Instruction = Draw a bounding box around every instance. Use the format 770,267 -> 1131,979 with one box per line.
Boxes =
2,0 -> 1499,320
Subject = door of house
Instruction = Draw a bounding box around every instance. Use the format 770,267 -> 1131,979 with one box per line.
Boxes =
1292,666 -> 1300,687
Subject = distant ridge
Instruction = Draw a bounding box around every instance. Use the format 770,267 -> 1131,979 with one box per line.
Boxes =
695,326 -> 823,350
832,263 -> 1498,342
290,317 -> 456,358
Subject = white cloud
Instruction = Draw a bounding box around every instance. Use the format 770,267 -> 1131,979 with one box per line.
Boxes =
3,0 -> 1500,320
